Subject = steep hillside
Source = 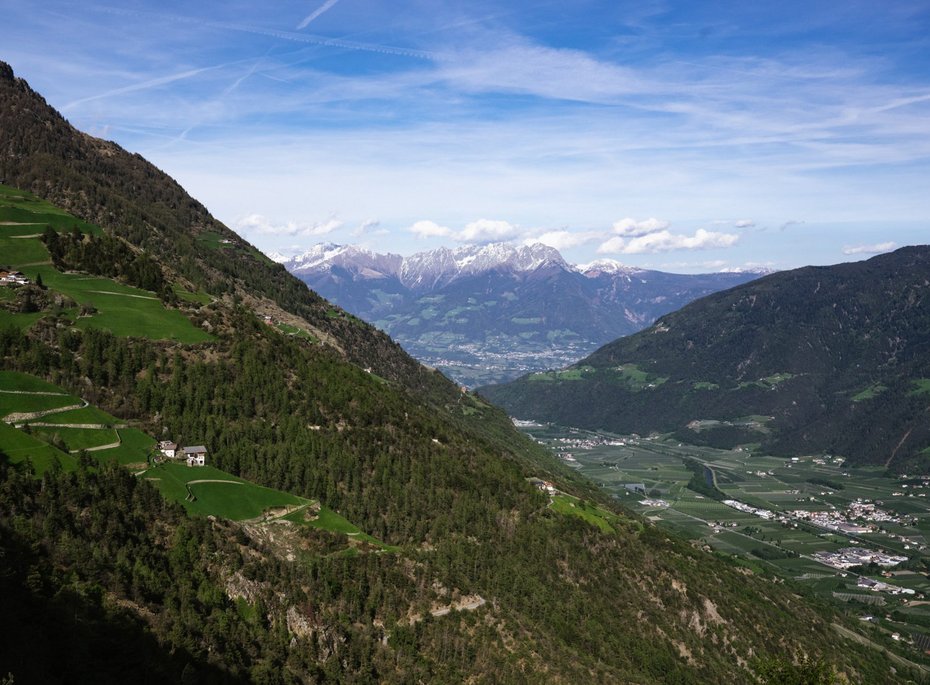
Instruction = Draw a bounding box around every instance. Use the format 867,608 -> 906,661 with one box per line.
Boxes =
279,242 -> 761,386
0,61 -> 912,682
0,61 -> 440,398
482,246 -> 930,469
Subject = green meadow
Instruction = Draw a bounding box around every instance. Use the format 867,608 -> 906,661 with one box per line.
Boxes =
33,426 -> 119,452
31,405 -> 119,425
0,370 -> 67,393
91,429 -> 157,466
1,185 -> 212,344
0,421 -> 73,472
550,493 -> 622,533
283,504 -> 396,550
0,391 -> 81,419
141,462 -> 309,521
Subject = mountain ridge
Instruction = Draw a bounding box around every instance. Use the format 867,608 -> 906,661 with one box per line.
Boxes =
481,245 -> 930,469
278,241 -> 767,386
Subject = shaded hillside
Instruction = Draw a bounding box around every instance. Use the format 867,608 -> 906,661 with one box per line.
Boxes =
0,61 -> 912,682
482,247 -> 930,469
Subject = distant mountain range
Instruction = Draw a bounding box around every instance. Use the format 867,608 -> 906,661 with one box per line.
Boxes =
481,246 -> 930,468
275,242 -> 766,386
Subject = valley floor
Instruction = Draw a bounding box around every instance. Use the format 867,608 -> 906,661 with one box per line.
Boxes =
519,420 -> 930,673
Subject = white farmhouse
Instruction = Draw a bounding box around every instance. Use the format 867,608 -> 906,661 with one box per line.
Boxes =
183,445 -> 207,467
158,441 -> 178,459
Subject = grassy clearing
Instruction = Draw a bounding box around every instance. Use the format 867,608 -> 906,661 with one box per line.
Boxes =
172,284 -> 212,305
28,264 -> 212,343
29,405 -> 119,425
0,218 -> 211,343
275,322 -> 318,341
92,429 -> 156,466
0,308 -> 47,331
910,379 -> 930,396
33,426 -> 118,452
0,184 -> 101,234
284,504 -> 397,550
550,493 -> 621,533
142,462 -> 308,521
196,231 -> 235,250
0,421 -> 73,473
0,371 -> 68,393
0,391 -> 82,418
0,236 -> 52,265
853,383 -> 888,402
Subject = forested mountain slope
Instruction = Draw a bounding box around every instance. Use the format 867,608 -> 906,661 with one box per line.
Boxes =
0,60 -> 911,683
482,246 -> 930,469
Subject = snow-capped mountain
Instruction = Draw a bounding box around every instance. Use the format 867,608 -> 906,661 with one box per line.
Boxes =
274,242 -> 767,386
279,243 -> 403,278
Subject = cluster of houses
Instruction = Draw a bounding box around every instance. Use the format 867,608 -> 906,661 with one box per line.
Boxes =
0,270 -> 30,286
158,441 -> 208,467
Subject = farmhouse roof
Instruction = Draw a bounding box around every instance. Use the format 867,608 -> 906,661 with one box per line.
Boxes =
183,445 -> 207,454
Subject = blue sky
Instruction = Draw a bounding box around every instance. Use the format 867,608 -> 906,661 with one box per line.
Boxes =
3,0 -> 929,271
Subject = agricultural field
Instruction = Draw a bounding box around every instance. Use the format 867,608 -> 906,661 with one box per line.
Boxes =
140,462 -> 308,521
1,187 -> 212,344
0,421 -> 72,472
0,371 -> 384,555
520,421 -> 930,659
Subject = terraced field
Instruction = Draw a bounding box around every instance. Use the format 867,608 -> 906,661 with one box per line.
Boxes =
1,185 -> 212,343
1,371 -> 387,554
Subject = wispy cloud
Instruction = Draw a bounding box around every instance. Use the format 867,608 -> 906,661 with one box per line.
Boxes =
525,230 -> 603,251
598,227 -> 739,255
62,63 -> 232,110
842,241 -> 897,255
409,218 -> 520,243
410,220 -> 452,239
612,217 -> 670,237
236,213 -> 343,237
459,219 -> 520,242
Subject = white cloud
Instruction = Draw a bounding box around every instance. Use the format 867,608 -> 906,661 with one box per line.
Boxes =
734,219 -> 755,228
612,217 -> 670,237
842,241 -> 897,255
598,228 -> 739,254
409,219 -> 452,238
525,230 -> 602,251
597,236 -> 628,254
235,213 -> 342,236
459,218 -> 520,242
353,218 -> 382,237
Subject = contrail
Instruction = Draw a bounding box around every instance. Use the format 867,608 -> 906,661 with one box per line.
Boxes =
92,5 -> 435,60
297,0 -> 341,30
62,63 -> 233,110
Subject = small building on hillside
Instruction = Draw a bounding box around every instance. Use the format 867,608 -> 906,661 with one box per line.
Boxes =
158,441 -> 178,459
183,445 -> 207,467
0,270 -> 29,286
